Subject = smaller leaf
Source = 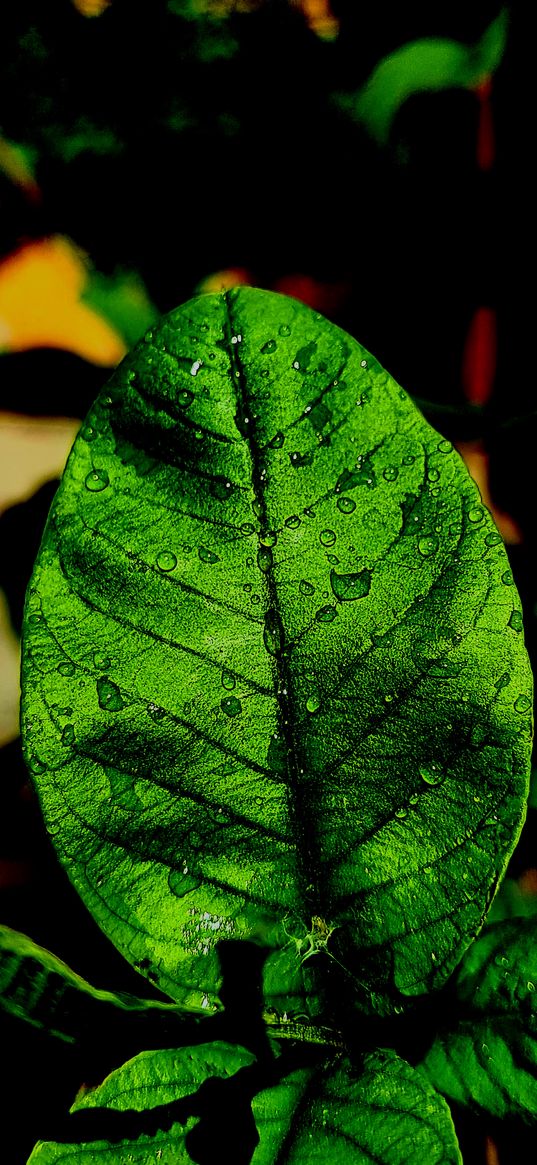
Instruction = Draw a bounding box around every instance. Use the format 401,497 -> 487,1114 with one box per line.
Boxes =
336,8 -> 508,144
0,924 -> 186,1043
251,1050 -> 461,1164
27,1042 -> 255,1164
421,918 -> 537,1119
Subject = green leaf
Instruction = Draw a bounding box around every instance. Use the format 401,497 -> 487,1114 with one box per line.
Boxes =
21,287 -> 532,1020
28,1045 -> 459,1165
421,918 -> 537,1119
251,1050 -> 461,1164
81,268 -> 158,350
337,9 -> 508,144
0,924 -> 185,1043
27,1041 -> 255,1163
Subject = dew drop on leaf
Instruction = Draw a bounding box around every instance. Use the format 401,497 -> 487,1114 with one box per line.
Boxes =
198,546 -> 220,564
263,609 -> 284,656
485,531 -> 502,546
320,529 -> 336,547
93,652 -> 111,669
337,496 -> 356,514
402,454 -> 415,466
509,611 -> 524,632
57,662 -> 75,676
285,515 -> 301,529
418,535 -> 439,558
437,439 -> 453,453
221,670 -> 235,690
260,531 -> 277,547
278,324 -> 291,337
257,547 -> 273,573
177,389 -> 195,409
61,724 -> 75,746
383,467 -> 399,482
269,431 -> 285,449
419,763 -> 445,786
260,339 -> 277,354
85,469 -> 110,493
330,568 -> 371,602
495,671 -> 511,690
156,550 -> 177,572
395,807 -> 407,819
514,694 -> 532,714
306,694 -> 321,714
502,570 -> 515,586
97,676 -> 124,712
221,695 -> 242,718
467,505 -> 484,523
315,605 -> 337,624
299,580 -> 315,596
169,870 -> 202,898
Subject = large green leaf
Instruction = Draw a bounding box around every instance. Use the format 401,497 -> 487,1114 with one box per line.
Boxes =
28,1046 -> 460,1165
251,1050 -> 461,1164
0,924 -> 186,1043
421,918 -> 537,1119
21,287 -> 532,1020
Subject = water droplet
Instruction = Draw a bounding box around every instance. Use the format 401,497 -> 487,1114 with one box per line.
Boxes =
260,531 -> 277,547
485,531 -> 502,547
299,580 -> 315,596
147,703 -> 166,721
278,324 -> 291,337
419,763 -> 445,787
198,546 -> 219,563
93,652 -> 111,669
57,662 -> 75,676
437,439 -> 453,454
263,609 -> 284,657
231,333 -> 242,345
28,613 -> 42,625
169,869 -> 202,898
82,423 -> 98,441
315,605 -> 337,624
502,569 -> 514,586
402,454 -> 415,466
157,550 -> 177,572
509,611 -> 524,632
395,807 -> 407,819
177,389 -> 195,409
306,694 -> 321,714
292,341 -> 317,371
427,468 -> 440,482
240,522 -> 255,536
418,535 -> 439,558
260,339 -> 277,354
221,670 -> 235,690
528,981 -> 535,992
243,583 -> 252,593
327,554 -> 339,565
481,1043 -> 489,1055
269,431 -> 285,449
190,359 -> 202,376
360,358 -> 368,368
467,505 -> 484,523
211,477 -> 233,501
496,672 -> 512,693
85,469 -> 110,492
514,694 -> 532,714
409,793 -> 419,806
330,568 -> 371,602
61,723 -> 75,747
221,695 -> 242,717
285,514 -> 301,529
257,546 -> 273,573
320,529 -> 336,547
290,450 -> 313,468
337,496 -> 356,514
97,676 -> 124,712
383,467 -> 399,482
28,755 -> 47,775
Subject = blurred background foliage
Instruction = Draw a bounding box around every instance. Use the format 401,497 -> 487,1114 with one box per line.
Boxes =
0,2 -> 534,1162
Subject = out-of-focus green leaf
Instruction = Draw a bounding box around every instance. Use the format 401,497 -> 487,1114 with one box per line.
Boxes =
0,924 -> 185,1043
337,8 -> 508,144
421,918 -> 537,1119
21,288 -> 532,1024
81,269 -> 158,349
487,877 -> 537,925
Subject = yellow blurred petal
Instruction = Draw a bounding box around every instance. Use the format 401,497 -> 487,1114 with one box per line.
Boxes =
71,0 -> 111,16
197,267 -> 252,293
0,237 -> 126,365
0,412 -> 80,513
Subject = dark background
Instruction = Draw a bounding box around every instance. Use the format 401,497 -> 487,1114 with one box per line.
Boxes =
0,3 -> 534,1161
